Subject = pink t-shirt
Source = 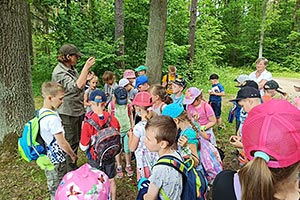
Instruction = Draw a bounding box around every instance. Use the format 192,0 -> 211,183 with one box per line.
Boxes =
187,101 -> 215,125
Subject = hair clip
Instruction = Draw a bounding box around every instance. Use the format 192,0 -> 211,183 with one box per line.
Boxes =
254,151 -> 270,163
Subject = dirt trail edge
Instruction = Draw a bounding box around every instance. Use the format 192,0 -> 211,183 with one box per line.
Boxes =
273,77 -> 300,97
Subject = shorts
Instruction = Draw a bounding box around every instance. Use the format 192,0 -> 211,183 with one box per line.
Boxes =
209,101 -> 222,118
88,159 -> 116,179
120,132 -> 130,154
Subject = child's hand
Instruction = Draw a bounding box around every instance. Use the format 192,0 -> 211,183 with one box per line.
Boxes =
178,135 -> 188,147
70,154 -> 78,164
127,128 -> 133,137
193,113 -> 200,121
229,135 -> 243,148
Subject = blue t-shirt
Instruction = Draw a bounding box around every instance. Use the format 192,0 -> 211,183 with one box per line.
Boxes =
209,83 -> 224,103
170,94 -> 184,106
180,127 -> 200,158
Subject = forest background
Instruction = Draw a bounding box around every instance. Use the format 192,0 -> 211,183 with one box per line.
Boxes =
1,0 -> 300,198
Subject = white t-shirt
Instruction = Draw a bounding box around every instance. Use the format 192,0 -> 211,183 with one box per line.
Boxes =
249,70 -> 272,95
149,151 -> 183,200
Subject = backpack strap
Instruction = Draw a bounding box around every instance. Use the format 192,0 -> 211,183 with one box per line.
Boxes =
154,154 -> 188,176
38,110 -> 56,121
85,115 -> 112,132
165,74 -> 169,89
110,101 -> 115,116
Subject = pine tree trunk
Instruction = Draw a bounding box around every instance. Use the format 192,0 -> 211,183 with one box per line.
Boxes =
188,0 -> 198,63
145,0 -> 167,84
0,0 -> 35,142
292,0 -> 299,31
114,0 -> 125,69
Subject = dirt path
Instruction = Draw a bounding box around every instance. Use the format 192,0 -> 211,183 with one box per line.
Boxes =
273,77 -> 300,97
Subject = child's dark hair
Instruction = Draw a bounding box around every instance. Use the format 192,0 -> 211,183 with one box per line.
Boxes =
209,73 -> 219,80
145,115 -> 177,146
102,71 -> 115,83
148,84 -> 173,104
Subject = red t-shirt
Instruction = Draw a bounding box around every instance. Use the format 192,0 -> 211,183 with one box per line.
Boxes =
80,111 -> 120,159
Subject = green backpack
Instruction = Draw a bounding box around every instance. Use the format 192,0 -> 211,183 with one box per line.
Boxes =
18,110 -> 55,162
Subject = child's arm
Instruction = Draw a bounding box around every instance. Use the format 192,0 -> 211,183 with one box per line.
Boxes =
188,143 -> 199,167
54,132 -> 78,163
127,128 -> 140,152
205,115 -> 217,130
83,92 -> 91,107
143,182 -> 159,200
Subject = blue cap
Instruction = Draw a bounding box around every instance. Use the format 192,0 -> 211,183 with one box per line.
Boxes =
114,86 -> 128,105
162,103 -> 184,118
89,89 -> 107,102
135,75 -> 149,89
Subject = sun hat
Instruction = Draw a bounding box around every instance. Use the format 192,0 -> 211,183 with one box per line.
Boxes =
236,80 -> 259,90
132,92 -> 153,107
89,89 -> 107,103
229,86 -> 261,102
183,87 -> 202,105
162,103 -> 184,118
134,75 -> 149,89
119,78 -> 130,87
234,74 -> 250,83
123,70 -> 136,79
60,44 -> 84,57
242,99 -> 300,168
173,78 -> 187,89
135,65 -> 147,72
114,87 -> 128,105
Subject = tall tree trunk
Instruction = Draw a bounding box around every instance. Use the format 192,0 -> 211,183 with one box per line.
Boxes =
114,0 -> 125,69
188,0 -> 198,63
258,0 -> 267,58
0,0 -> 35,142
292,0 -> 299,31
145,0 -> 167,84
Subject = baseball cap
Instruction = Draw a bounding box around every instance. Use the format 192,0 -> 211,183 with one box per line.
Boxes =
237,80 -> 259,90
135,75 -> 149,89
119,78 -> 130,87
89,89 -> 107,103
114,87 -> 128,105
135,65 -> 147,72
294,85 -> 300,92
242,100 -> 300,168
263,80 -> 280,90
234,74 -> 250,83
123,70 -> 136,79
162,103 -> 184,118
229,86 -> 261,102
183,87 -> 202,105
59,44 -> 84,57
132,92 -> 154,107
209,73 -> 219,80
173,78 -> 187,89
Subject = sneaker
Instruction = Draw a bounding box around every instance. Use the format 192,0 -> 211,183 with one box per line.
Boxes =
116,166 -> 123,178
125,165 -> 134,177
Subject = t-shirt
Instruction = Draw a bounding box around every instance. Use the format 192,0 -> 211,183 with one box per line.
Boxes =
80,111 -> 120,160
249,70 -> 272,95
170,94 -> 184,106
104,82 -> 118,104
262,95 -> 272,103
151,102 -> 166,115
161,74 -> 182,94
186,101 -> 215,125
149,151 -> 183,200
209,83 -> 225,103
239,109 -> 248,137
212,170 -> 238,200
180,127 -> 200,158
39,108 -> 66,164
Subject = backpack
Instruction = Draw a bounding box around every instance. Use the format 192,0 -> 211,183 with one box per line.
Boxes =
18,110 -> 56,162
85,115 -> 121,167
154,154 -> 207,200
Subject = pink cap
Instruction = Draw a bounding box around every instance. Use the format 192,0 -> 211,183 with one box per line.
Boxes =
243,100 -> 300,168
183,87 -> 203,105
123,70 -> 136,79
132,92 -> 154,107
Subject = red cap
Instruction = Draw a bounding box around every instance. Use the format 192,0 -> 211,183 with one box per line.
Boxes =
132,92 -> 153,107
243,100 -> 300,168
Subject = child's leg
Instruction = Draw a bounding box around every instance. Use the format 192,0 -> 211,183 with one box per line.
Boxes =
104,161 -> 117,200
123,134 -> 134,176
45,162 -> 66,200
115,134 -> 125,178
109,178 -> 117,200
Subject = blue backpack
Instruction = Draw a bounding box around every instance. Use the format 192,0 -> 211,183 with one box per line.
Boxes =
154,154 -> 207,200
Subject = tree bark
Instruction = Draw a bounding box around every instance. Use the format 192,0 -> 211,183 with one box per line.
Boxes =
145,0 -> 167,84
114,0 -> 125,69
188,0 -> 198,63
258,0 -> 267,58
0,0 -> 35,142
292,0 -> 299,31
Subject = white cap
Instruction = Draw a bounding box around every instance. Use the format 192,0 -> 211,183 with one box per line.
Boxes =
119,78 -> 130,87
234,74 -> 250,83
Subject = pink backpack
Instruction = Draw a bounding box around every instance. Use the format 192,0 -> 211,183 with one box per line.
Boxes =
55,163 -> 110,200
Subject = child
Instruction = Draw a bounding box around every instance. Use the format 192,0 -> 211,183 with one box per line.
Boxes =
80,89 -> 120,200
39,82 -> 78,200
85,71 -> 95,91
148,84 -> 173,115
184,87 -> 217,146
127,92 -> 159,182
208,73 -> 225,130
123,69 -> 136,87
170,78 -> 187,106
84,75 -> 99,113
135,65 -> 147,76
119,78 -> 136,101
108,86 -> 134,178
135,75 -> 150,92
161,65 -> 182,95
143,115 -> 183,200
102,71 -> 118,105
262,80 -> 287,102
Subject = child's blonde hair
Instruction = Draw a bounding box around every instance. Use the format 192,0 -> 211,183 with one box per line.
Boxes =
145,115 -> 177,146
176,110 -> 199,134
89,75 -> 99,83
102,71 -> 115,83
41,82 -> 65,97
148,84 -> 173,104
136,105 -> 157,121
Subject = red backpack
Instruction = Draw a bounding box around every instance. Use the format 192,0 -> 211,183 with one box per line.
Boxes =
85,115 -> 121,167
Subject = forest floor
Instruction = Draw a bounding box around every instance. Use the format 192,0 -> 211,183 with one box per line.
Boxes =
1,76 -> 299,199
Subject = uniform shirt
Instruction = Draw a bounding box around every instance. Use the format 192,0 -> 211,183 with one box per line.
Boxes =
52,62 -> 85,116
